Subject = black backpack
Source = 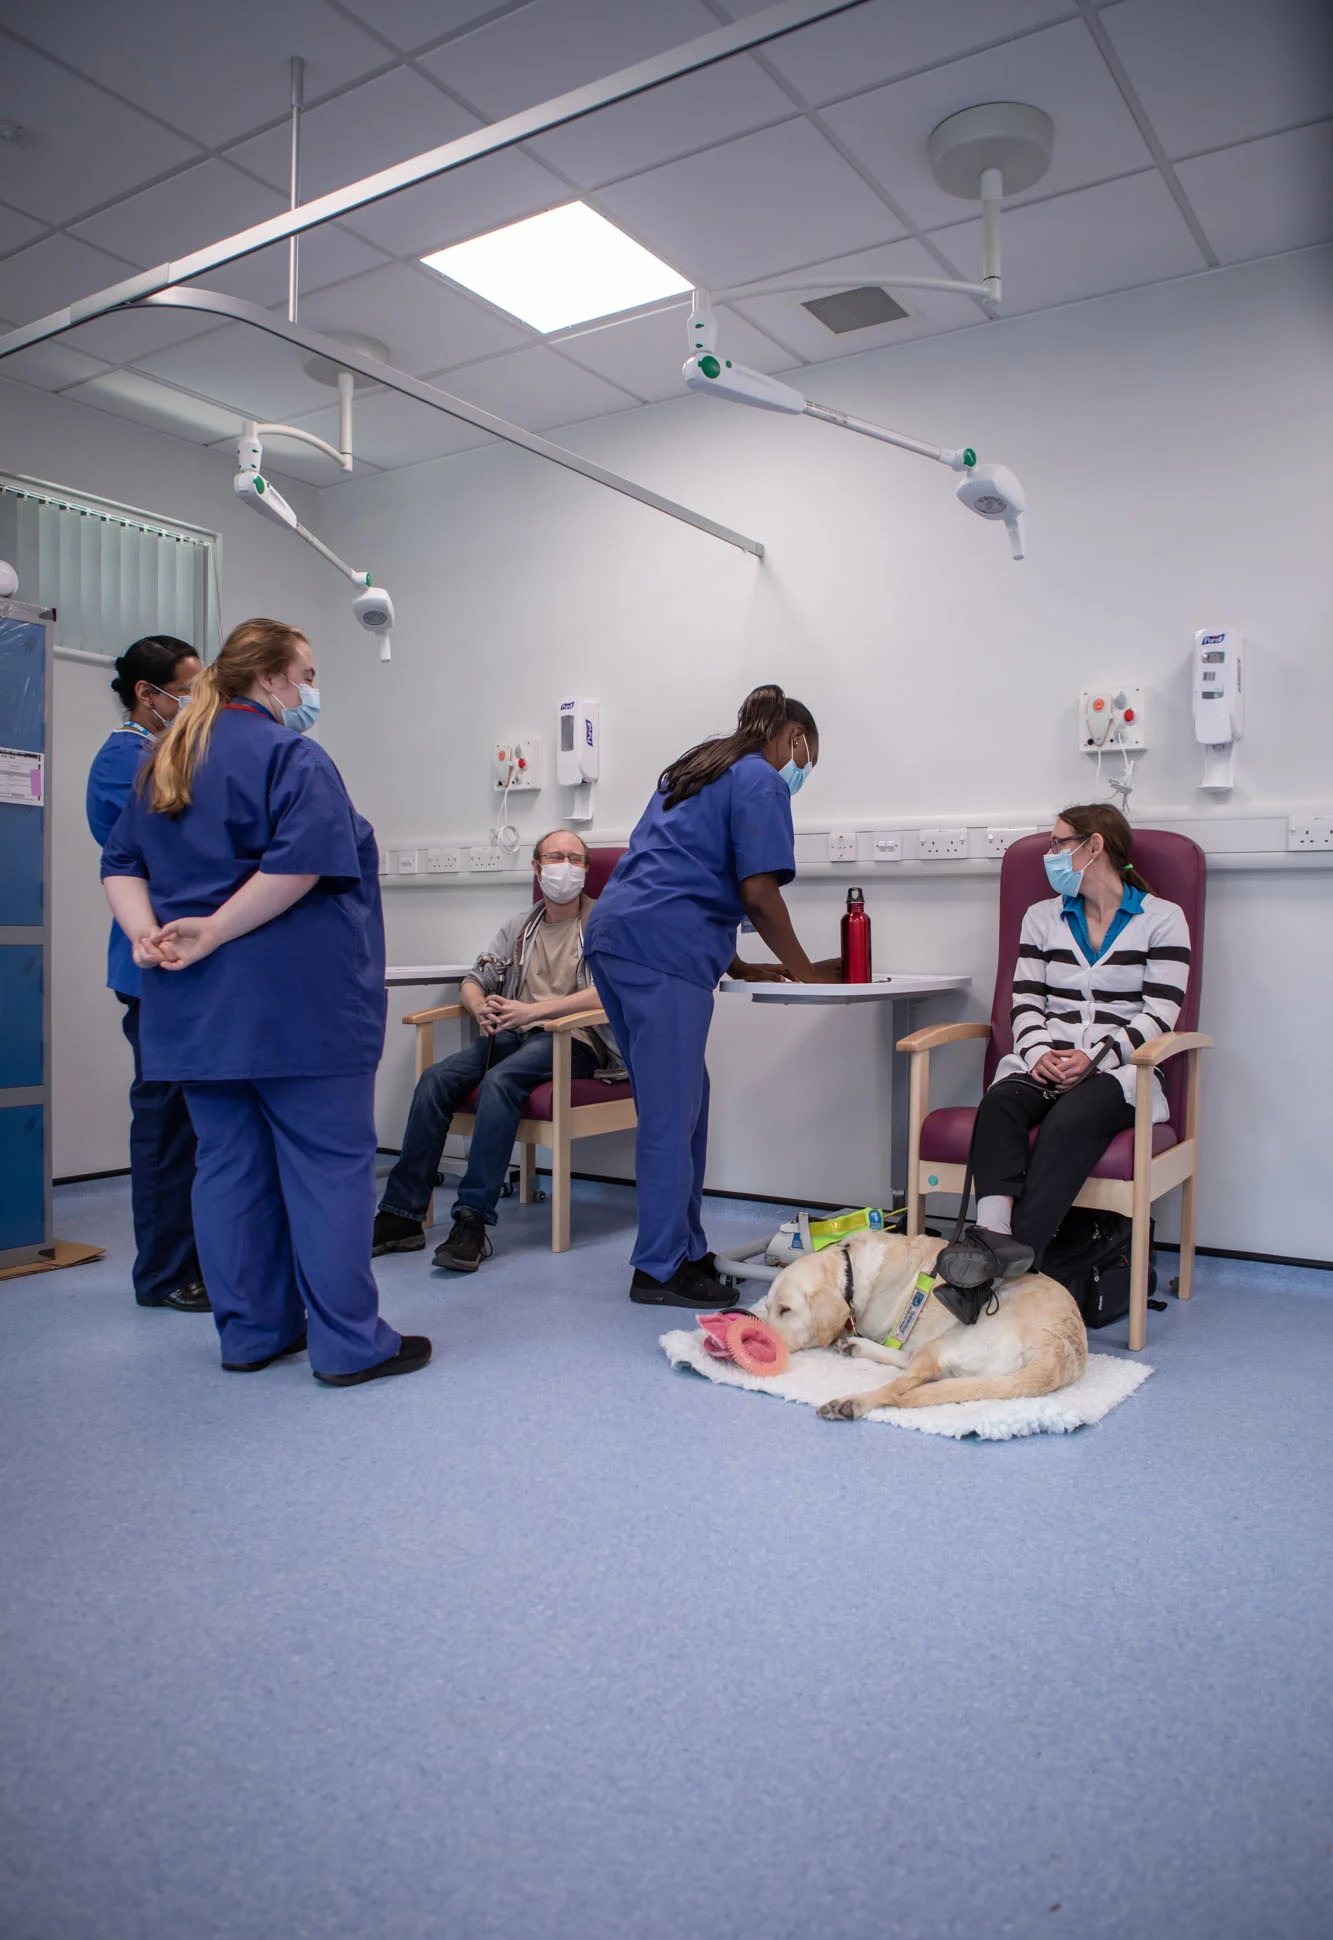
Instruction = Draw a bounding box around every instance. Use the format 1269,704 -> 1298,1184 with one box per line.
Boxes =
1042,1209 -> 1155,1330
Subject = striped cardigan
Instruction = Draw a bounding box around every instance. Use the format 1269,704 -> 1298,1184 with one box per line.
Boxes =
991,892 -> 1193,1122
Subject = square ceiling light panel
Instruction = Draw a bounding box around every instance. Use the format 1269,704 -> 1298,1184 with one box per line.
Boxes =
421,203 -> 691,334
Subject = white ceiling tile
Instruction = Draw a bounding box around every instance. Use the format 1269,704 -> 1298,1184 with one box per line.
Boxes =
823,19 -> 1152,233
0,338 -> 112,392
554,300 -> 790,402
61,309 -> 228,365
527,57 -> 797,188
595,119 -> 905,289
339,148 -> 563,256
0,233 -> 138,326
0,205 -> 47,254
1100,0 -> 1333,158
1175,121 -> 1333,265
418,0 -> 719,120
0,40 -> 198,225
15,0 -> 391,150
334,1 -> 517,55
224,69 -> 480,200
936,170 -> 1206,314
59,367 -> 245,445
726,237 -> 988,363
70,161 -> 285,269
438,342 -> 638,429
722,0 -> 1076,107
275,387 -> 491,472
298,261 -> 530,375
190,224 -> 390,309
135,322 -> 343,423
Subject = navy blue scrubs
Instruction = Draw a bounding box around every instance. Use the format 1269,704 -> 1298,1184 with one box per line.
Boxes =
86,725 -> 201,1305
101,702 -> 398,1376
584,752 -> 796,1280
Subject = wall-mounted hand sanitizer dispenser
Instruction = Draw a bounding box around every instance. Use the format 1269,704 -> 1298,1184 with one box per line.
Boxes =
1193,629 -> 1243,791
557,697 -> 599,820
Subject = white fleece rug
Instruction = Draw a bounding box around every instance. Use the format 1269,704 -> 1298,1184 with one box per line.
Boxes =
660,1331 -> 1154,1441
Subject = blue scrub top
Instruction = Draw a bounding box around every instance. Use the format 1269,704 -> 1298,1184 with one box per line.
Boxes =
100,702 -> 386,1083
87,724 -> 154,999
586,752 -> 796,990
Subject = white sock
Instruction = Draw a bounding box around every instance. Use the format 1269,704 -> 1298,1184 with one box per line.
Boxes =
976,1195 -> 1013,1235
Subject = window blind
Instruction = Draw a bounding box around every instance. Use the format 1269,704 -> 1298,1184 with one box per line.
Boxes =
0,475 -> 220,661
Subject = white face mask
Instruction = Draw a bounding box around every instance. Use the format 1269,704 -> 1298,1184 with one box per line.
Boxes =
539,861 -> 586,904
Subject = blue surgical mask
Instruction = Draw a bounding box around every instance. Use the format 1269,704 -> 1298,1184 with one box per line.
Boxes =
779,733 -> 813,797
281,683 -> 321,734
1044,839 -> 1089,897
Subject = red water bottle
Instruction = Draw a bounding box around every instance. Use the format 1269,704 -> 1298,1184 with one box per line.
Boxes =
840,886 -> 872,984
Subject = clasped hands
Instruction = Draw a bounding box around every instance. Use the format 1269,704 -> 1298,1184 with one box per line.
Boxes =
130,916 -> 221,971
1030,1047 -> 1095,1087
470,993 -> 544,1037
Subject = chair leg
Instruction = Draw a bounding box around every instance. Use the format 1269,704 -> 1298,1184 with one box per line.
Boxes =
1176,1173 -> 1198,1301
518,1142 -> 535,1206
905,1050 -> 928,1238
551,1033 -> 571,1254
1128,1087 -> 1155,1352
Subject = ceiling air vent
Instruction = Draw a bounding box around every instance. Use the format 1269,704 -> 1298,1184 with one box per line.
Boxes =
801,285 -> 910,334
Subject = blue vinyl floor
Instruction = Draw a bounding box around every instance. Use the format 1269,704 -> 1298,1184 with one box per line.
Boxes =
2,1174 -> 1332,1940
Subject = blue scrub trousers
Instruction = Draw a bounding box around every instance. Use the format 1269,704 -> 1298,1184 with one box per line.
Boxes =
182,1074 -> 400,1378
585,951 -> 713,1281
118,996 -> 202,1304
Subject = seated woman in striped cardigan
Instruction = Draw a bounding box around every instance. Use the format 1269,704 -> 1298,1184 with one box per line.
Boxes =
969,802 -> 1191,1272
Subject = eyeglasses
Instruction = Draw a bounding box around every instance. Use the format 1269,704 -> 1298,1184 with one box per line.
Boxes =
538,850 -> 586,866
1046,833 -> 1089,855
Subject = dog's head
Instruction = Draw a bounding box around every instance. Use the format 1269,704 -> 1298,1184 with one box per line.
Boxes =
762,1230 -> 945,1351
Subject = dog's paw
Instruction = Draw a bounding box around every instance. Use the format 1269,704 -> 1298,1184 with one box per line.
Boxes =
817,1396 -> 862,1421
833,1334 -> 862,1357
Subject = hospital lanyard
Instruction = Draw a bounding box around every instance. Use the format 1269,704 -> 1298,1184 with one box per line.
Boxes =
226,699 -> 272,716
117,721 -> 153,741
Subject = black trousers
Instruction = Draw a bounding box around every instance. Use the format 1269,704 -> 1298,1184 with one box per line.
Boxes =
118,996 -> 201,1303
971,1074 -> 1135,1265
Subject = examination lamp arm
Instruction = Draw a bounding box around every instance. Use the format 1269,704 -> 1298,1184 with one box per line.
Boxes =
233,471 -> 369,585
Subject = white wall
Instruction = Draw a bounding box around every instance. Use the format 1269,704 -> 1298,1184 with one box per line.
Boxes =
316,245 -> 1333,1260
0,378 -> 329,1180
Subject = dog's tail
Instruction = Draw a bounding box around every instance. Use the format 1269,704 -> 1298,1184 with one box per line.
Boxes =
890,1354 -> 1072,1410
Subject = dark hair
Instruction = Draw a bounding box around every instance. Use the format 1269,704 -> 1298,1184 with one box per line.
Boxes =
1057,803 -> 1153,895
110,634 -> 198,709
658,685 -> 818,810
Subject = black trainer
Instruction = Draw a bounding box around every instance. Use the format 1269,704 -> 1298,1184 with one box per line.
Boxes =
433,1209 -> 492,1273
932,1226 -> 1035,1326
629,1256 -> 724,1308
223,1329 -> 308,1373
313,1335 -> 432,1387
372,1210 -> 426,1256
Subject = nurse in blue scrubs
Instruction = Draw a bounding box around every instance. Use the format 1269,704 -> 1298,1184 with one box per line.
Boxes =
86,635 -> 208,1313
100,617 -> 429,1387
585,684 -> 837,1307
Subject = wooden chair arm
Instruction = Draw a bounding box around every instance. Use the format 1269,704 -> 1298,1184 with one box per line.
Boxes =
1128,1030 -> 1214,1068
896,1021 -> 992,1055
402,1002 -> 466,1026
543,1007 -> 608,1034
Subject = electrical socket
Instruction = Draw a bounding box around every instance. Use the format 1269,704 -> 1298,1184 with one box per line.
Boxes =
425,847 -> 460,874
469,846 -> 507,873
918,828 -> 969,860
1288,814 -> 1333,851
986,826 -> 1039,857
397,848 -> 418,875
872,831 -> 903,863
827,831 -> 858,863
378,847 -> 393,876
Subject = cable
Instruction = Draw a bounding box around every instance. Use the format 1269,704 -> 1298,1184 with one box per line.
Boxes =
495,761 -> 521,858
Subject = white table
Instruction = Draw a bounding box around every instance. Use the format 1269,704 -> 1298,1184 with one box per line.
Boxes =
385,963 -> 473,988
717,973 -> 970,1201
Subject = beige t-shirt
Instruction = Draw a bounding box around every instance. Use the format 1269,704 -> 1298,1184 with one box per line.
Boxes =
521,901 -> 598,1054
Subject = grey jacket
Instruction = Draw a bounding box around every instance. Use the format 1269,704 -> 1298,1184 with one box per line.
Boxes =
460,897 -> 626,1082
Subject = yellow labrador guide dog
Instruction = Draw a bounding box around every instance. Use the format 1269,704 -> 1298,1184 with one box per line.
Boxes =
761,1230 -> 1086,1420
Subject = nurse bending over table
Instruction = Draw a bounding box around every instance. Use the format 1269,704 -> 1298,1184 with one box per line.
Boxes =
100,618 -> 429,1388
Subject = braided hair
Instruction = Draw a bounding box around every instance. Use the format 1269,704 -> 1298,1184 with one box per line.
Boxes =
658,685 -> 817,810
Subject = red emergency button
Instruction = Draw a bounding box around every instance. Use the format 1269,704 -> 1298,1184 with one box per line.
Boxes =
1122,707 -> 1136,723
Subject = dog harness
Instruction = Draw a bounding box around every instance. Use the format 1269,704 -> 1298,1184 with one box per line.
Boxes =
836,1245 -> 935,1352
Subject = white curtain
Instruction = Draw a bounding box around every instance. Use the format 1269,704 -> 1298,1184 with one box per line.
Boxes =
0,478 -> 218,660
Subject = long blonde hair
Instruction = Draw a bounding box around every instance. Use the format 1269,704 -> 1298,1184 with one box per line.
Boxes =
142,618 -> 307,815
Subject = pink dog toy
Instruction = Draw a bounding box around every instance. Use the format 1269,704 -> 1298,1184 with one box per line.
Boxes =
696,1310 -> 790,1378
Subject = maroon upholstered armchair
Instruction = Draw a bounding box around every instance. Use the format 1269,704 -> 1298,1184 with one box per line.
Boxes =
402,848 -> 635,1251
897,829 -> 1212,1350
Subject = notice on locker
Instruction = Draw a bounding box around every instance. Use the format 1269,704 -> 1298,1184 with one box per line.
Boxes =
0,748 -> 44,806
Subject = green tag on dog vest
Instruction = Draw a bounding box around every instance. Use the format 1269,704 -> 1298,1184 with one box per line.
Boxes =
884,1271 -> 936,1351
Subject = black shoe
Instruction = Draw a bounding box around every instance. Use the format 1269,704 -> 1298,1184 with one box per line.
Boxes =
932,1227 -> 1034,1327
222,1330 -> 308,1373
313,1335 -> 432,1387
372,1210 -> 426,1256
139,1281 -> 211,1313
432,1209 -> 492,1273
629,1258 -> 725,1308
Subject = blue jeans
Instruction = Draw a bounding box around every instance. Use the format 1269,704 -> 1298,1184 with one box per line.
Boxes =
380,1029 -> 599,1227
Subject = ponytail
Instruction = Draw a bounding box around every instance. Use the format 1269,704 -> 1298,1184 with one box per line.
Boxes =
658,684 -> 818,810
1057,802 -> 1153,895
140,617 -> 307,816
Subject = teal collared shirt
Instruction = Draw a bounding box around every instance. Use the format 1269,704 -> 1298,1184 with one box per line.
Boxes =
1061,882 -> 1145,965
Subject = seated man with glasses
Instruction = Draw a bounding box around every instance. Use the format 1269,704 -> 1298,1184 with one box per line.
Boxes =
373,830 -> 623,1272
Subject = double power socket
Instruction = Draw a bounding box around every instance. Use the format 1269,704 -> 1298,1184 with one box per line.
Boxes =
826,826 -> 1037,864
382,844 -> 510,877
